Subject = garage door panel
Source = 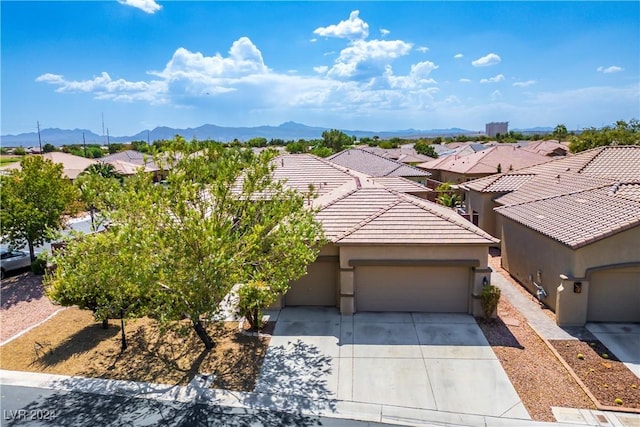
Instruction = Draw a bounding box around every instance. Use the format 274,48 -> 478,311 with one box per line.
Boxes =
285,261 -> 338,306
357,266 -> 469,313
588,270 -> 640,322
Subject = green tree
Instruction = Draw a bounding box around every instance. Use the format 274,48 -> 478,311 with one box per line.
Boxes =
435,182 -> 461,208
42,143 -> 57,153
247,137 -> 268,148
311,146 -> 333,158
75,166 -> 122,231
569,119 -> 639,153
286,141 -> 306,154
553,124 -> 568,142
13,147 -> 26,155
47,146 -> 324,349
321,129 -> 350,153
108,143 -> 125,154
414,141 -> 438,158
0,156 -> 78,261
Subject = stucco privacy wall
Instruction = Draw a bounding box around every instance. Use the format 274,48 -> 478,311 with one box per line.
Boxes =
499,215 -> 574,311
500,215 -> 640,326
337,245 -> 491,316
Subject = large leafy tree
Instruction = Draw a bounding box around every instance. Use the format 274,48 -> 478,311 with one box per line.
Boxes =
569,119 -> 639,153
0,156 -> 78,261
321,129 -> 351,153
75,165 -> 123,232
46,145 -> 324,349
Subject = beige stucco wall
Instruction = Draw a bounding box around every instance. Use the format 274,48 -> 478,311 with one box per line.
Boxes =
499,215 -> 574,311
500,216 -> 640,326
465,190 -> 501,239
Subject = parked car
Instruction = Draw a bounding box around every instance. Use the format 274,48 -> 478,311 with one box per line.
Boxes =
0,248 -> 31,279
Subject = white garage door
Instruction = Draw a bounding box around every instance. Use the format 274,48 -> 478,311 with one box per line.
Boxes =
285,259 -> 338,306
356,266 -> 470,312
588,269 -> 640,322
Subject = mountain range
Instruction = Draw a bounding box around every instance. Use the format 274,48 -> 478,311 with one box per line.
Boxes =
0,122 -> 553,147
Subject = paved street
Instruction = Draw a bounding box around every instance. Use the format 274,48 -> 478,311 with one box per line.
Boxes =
0,385 -> 394,427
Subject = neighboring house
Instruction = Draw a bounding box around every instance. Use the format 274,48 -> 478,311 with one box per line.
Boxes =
521,140 -> 569,157
462,146 -> 640,326
271,154 -> 499,317
359,145 -> 434,165
327,148 -> 432,186
0,152 -> 98,181
101,150 -> 162,180
417,145 -> 551,183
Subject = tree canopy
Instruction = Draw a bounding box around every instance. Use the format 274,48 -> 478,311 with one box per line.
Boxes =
46,145 -> 325,349
569,119 -> 639,153
0,156 -> 78,260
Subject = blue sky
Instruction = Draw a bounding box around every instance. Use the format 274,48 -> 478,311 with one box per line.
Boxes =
2,1 -> 639,136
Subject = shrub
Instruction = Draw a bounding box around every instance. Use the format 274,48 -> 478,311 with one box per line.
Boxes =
31,256 -> 47,275
237,281 -> 274,330
481,284 -> 501,320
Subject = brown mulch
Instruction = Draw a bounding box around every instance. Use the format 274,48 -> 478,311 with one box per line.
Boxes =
478,297 -> 596,421
551,339 -> 640,409
0,307 -> 270,392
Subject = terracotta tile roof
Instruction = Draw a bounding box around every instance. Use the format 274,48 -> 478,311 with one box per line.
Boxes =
103,159 -> 156,175
577,146 -> 640,181
327,149 -> 431,178
272,154 -> 364,198
484,174 -> 536,192
39,152 -> 98,180
369,176 -> 431,194
316,187 -> 498,245
496,185 -> 640,249
615,183 -> 640,202
101,150 -> 160,171
417,145 -> 551,175
521,140 -> 569,156
494,173 -> 616,206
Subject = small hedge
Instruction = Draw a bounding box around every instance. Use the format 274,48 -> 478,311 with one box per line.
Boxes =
481,284 -> 501,320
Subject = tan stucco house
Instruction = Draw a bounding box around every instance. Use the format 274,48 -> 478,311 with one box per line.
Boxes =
462,146 -> 640,326
272,154 -> 499,316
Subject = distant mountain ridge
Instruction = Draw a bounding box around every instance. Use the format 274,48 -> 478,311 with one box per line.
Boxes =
1,121 -> 546,147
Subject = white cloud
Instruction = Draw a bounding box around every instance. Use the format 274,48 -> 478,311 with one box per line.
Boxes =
459,78 -> 471,83
417,46 -> 429,53
490,90 -> 503,101
327,39 -> 413,80
310,38 -> 318,43
597,65 -> 623,73
380,28 -> 390,37
385,61 -> 438,89
117,0 -> 161,14
314,65 -> 329,74
313,10 -> 369,40
513,80 -> 536,87
480,74 -> 505,84
472,53 -> 501,67
454,53 -> 463,59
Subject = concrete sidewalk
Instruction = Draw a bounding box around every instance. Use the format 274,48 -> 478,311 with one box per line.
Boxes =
3,369 -> 638,427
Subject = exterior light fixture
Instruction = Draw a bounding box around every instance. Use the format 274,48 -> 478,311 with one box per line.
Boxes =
482,276 -> 488,287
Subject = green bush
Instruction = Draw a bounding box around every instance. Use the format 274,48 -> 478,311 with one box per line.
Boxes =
31,256 -> 47,275
237,281 -> 274,330
481,284 -> 501,320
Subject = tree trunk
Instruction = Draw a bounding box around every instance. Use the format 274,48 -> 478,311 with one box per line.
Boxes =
28,241 -> 36,262
120,310 -> 127,351
193,319 -> 214,349
102,318 -> 109,329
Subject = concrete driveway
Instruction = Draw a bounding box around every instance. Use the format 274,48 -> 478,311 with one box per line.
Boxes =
255,307 -> 529,419
586,323 -> 640,379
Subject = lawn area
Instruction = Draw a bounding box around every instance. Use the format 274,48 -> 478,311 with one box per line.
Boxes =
0,307 -> 270,392
0,155 -> 23,166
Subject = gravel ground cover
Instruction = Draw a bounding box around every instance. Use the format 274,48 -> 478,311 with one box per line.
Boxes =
1,272 -> 63,343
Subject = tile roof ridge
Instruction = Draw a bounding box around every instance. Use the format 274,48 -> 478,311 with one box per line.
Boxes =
460,173 -> 505,191
315,186 -> 361,210
574,146 -> 608,175
495,182 -> 616,210
350,148 -> 428,175
394,191 -> 498,241
335,196 -> 402,241
308,153 -> 369,180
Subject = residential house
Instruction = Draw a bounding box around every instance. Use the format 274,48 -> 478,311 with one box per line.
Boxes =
271,154 -> 499,316
417,145 -> 551,184
462,146 -> 640,326
521,140 -> 569,157
327,148 -> 432,186
101,150 -> 163,180
0,152 -> 98,181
